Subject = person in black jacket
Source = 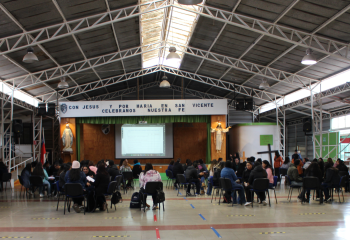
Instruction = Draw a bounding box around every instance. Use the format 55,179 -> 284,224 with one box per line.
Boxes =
242,161 -> 253,204
322,167 -> 340,202
132,159 -> 142,179
184,161 -> 200,196
299,162 -> 323,202
246,162 -> 268,206
48,161 -> 61,176
94,163 -> 110,211
173,158 -> 184,186
107,160 -> 120,181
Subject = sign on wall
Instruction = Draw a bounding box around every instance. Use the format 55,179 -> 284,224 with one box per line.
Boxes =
59,99 -> 227,117
260,135 -> 273,146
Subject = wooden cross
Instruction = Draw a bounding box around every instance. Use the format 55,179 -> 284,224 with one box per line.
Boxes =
257,144 -> 279,165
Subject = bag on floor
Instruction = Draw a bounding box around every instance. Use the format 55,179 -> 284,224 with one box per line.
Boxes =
223,191 -> 232,203
130,192 -> 141,208
155,189 -> 165,204
111,191 -> 122,205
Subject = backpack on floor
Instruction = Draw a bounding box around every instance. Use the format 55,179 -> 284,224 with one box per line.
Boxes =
111,191 -> 122,205
130,192 -> 142,208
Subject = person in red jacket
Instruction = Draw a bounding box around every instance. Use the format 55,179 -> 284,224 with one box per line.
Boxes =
274,152 -> 283,182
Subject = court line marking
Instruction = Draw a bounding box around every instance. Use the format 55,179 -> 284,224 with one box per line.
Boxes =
211,227 -> 222,238
199,213 -> 206,220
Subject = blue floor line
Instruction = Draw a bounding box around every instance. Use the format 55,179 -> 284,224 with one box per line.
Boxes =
199,213 -> 206,220
190,204 -> 195,209
211,227 -> 222,238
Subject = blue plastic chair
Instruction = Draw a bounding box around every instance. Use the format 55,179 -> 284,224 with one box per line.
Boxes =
268,176 -> 278,204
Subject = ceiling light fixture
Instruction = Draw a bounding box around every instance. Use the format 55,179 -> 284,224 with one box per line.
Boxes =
23,47 -> 39,63
159,75 -> 170,88
57,77 -> 69,89
259,79 -> 270,90
301,48 -> 317,65
178,0 -> 202,5
166,47 -> 181,60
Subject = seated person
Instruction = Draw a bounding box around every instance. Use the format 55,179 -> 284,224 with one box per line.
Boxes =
206,160 -> 220,195
94,163 -> 110,211
58,164 -> 71,190
20,164 -> 32,193
247,161 -> 268,205
107,160 -> 120,181
65,161 -> 88,213
322,167 -> 340,202
291,158 -> 304,176
287,159 -> 303,186
221,161 -> 246,205
232,158 -> 240,172
167,160 -> 174,173
242,161 -> 253,204
88,161 -> 97,174
184,161 -> 201,196
299,162 -> 323,202
281,157 -> 290,169
303,158 -> 311,170
173,158 -> 184,188
48,161 -> 61,176
139,163 -> 162,210
198,159 -> 208,172
120,159 -> 132,187
32,162 -> 51,198
132,160 -> 142,179
262,160 -> 274,188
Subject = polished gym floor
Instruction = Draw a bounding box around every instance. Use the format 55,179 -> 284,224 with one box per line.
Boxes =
0,182 -> 349,240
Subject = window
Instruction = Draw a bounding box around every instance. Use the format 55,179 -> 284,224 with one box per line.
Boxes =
332,114 -> 350,130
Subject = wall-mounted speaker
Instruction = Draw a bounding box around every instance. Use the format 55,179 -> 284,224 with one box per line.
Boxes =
303,118 -> 312,132
13,119 -> 23,135
245,99 -> 254,110
236,99 -> 245,110
37,103 -> 46,116
47,103 -> 56,116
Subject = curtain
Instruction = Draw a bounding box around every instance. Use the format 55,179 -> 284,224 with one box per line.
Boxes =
75,115 -> 211,162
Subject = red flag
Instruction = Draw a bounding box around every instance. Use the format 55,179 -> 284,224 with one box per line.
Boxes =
40,128 -> 46,164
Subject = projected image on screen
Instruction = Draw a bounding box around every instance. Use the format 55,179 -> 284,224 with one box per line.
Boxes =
121,124 -> 166,157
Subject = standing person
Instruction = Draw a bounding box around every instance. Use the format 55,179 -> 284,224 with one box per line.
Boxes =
273,152 -> 283,182
262,160 -> 274,188
139,163 -> 162,210
242,161 -> 253,206
184,161 -> 201,196
247,161 -> 268,205
94,163 -> 110,211
65,161 -> 87,213
32,162 -> 51,197
132,160 -> 142,179
221,161 -> 246,205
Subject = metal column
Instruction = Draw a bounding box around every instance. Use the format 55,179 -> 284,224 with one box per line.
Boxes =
1,88 -> 14,170
32,114 -> 42,163
276,98 -> 286,159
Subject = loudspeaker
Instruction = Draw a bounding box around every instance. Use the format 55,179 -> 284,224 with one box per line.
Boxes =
245,99 -> 254,110
303,118 -> 312,132
236,99 -> 245,110
37,103 -> 46,116
47,103 -> 56,116
13,119 -> 23,135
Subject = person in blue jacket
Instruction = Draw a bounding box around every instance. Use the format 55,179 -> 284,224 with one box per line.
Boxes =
221,161 -> 246,205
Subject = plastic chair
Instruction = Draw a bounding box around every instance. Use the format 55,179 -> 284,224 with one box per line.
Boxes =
268,176 -> 278,204
209,176 -> 222,203
104,181 -> 118,212
219,178 -> 243,206
29,176 -> 48,196
165,170 -> 176,189
287,176 -> 302,202
56,181 -> 66,211
140,182 -> 164,212
249,178 -> 270,207
280,168 -> 288,183
64,183 -> 87,215
331,176 -> 347,203
302,177 -> 322,204
176,174 -> 195,197
1,173 -> 12,191
122,172 -> 134,193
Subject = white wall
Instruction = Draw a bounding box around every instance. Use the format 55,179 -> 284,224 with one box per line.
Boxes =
229,123 -> 281,163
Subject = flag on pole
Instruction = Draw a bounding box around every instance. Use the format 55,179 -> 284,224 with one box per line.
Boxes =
40,128 -> 46,164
